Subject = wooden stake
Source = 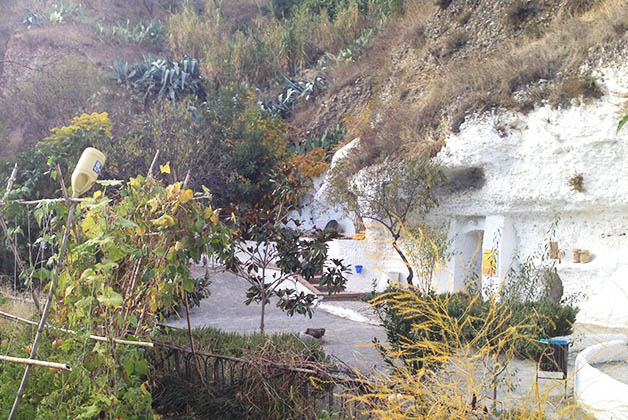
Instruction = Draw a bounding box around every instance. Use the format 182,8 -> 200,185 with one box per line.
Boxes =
184,293 -> 206,385
0,355 -> 72,372
182,170 -> 191,189
55,163 -> 69,199
0,163 -> 42,314
7,162 -> 17,191
147,149 -> 160,179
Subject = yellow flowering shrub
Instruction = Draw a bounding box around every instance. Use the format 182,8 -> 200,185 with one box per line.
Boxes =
44,112 -> 112,143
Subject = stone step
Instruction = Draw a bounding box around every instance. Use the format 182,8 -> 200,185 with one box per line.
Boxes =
318,292 -> 366,301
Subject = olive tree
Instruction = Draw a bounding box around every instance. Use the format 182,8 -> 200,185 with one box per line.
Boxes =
331,154 -> 444,286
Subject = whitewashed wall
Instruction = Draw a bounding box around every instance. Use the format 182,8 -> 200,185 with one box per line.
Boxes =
428,60 -> 628,328
575,338 -> 628,420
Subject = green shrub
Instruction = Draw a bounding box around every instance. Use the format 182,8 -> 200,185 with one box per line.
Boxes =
373,287 -> 578,370
0,326 -> 152,419
98,84 -> 294,210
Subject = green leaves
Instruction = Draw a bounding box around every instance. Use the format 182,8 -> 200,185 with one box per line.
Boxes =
97,288 -> 123,308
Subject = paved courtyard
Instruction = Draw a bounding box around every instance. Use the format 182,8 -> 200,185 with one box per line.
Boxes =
166,269 -> 387,372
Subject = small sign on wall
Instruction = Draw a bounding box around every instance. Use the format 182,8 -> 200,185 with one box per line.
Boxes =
482,249 -> 497,276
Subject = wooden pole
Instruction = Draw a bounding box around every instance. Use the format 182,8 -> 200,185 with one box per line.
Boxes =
179,169 -> 205,383
9,201 -> 77,420
6,162 -> 17,191
0,310 -> 154,348
147,149 -> 160,179
0,355 -> 72,372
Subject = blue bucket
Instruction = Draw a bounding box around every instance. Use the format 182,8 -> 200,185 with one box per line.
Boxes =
355,265 -> 363,274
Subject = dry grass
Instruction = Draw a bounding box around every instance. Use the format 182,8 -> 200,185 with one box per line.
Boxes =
334,0 -> 628,168
0,286 -> 35,329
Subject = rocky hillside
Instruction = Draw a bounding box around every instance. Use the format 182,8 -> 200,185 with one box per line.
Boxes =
1,0 -> 627,164
293,0 -> 628,170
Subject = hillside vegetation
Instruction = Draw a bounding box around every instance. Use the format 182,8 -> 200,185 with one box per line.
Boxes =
293,0 -> 628,171
2,0 -> 625,167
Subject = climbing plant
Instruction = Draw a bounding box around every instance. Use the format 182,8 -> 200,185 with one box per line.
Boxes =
1,170 -> 231,418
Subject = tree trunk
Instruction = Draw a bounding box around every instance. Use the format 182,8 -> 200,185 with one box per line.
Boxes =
392,240 -> 414,286
260,297 -> 266,334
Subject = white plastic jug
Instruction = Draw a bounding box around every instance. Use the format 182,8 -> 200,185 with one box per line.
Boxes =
71,147 -> 106,198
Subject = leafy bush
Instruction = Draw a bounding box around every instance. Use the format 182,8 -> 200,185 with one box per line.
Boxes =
363,287 -> 552,419
0,326 -> 152,420
1,160 -> 232,418
373,287 -> 578,369
98,84 -> 325,210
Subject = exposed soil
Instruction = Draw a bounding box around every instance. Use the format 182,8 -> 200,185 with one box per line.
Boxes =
291,70 -> 373,137
0,0 -> 170,156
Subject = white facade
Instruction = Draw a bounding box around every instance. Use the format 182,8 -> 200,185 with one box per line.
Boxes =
301,60 -> 628,329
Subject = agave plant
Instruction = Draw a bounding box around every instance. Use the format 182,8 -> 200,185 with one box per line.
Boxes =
287,124 -> 344,157
259,72 -> 327,117
98,19 -> 164,45
111,57 -> 204,103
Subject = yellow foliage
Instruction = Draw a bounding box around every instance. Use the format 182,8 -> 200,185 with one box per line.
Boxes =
179,189 -> 194,204
44,112 -> 112,143
160,162 -> 171,174
345,290 -> 557,419
204,206 -> 221,225
151,214 -> 176,227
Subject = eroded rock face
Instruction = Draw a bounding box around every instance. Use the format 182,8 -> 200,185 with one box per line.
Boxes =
431,59 -> 628,328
